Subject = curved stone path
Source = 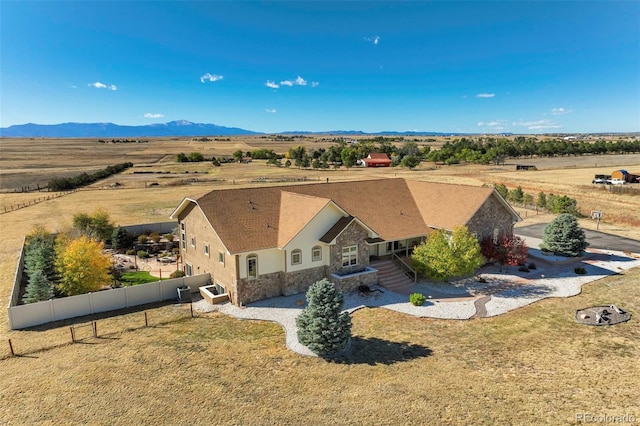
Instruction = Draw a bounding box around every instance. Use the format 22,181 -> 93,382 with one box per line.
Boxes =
472,296 -> 492,318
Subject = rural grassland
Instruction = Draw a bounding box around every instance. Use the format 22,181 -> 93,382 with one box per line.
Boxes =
1,137 -> 639,424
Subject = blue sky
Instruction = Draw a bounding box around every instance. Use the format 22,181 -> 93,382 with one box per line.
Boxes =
1,1 -> 639,133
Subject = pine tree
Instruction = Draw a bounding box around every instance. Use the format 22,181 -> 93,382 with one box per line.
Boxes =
22,270 -> 53,304
541,214 -> 588,257
296,279 -> 352,357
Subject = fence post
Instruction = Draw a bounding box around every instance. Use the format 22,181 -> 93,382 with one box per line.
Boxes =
144,312 -> 148,327
92,321 -> 98,338
190,303 -> 194,318
8,339 -> 15,356
70,326 -> 75,343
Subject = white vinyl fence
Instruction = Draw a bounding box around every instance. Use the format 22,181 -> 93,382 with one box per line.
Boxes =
7,274 -> 210,330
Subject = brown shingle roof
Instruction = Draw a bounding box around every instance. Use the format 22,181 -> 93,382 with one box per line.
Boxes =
320,216 -> 355,243
405,180 -> 494,230
278,191 -> 330,248
189,178 -> 511,254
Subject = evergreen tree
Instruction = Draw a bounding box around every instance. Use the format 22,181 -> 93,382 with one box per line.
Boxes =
22,270 -> 53,304
494,184 -> 508,200
510,186 -> 524,204
111,227 -> 133,250
536,192 -> 547,210
296,279 -> 352,357
541,214 -> 588,257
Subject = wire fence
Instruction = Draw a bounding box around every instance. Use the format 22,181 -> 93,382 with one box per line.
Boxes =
0,190 -> 78,214
3,301 -> 197,360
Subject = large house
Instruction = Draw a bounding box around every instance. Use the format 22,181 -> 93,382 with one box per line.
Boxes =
169,178 -> 520,305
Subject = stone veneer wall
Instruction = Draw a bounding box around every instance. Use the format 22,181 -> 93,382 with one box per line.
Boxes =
330,270 -> 377,292
283,265 -> 328,296
236,271 -> 284,305
466,194 -> 516,239
235,265 -> 330,304
329,221 -> 370,273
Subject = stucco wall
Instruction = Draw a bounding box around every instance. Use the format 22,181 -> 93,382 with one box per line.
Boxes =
177,203 -> 237,297
283,204 -> 342,272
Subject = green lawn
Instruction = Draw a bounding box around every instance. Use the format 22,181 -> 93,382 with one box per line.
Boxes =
119,271 -> 165,286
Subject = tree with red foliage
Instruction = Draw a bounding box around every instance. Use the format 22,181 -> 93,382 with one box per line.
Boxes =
481,233 -> 528,271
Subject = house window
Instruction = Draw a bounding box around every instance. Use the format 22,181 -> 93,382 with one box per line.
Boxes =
185,263 -> 193,276
218,252 -> 225,265
291,249 -> 302,265
247,254 -> 258,280
204,244 -> 210,256
190,236 -> 196,247
342,245 -> 358,267
312,246 -> 322,262
213,282 -> 226,295
180,223 -> 186,249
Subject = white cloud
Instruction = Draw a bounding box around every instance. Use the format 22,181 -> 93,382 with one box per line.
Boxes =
268,76 -> 317,89
478,120 -> 509,130
265,108 -> 277,113
551,107 -> 573,115
365,35 -> 380,45
89,82 -> 117,90
476,93 -> 495,98
200,73 -> 224,83
144,113 -> 164,119
512,119 -> 562,130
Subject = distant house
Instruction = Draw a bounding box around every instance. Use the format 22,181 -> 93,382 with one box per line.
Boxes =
363,153 -> 392,167
170,178 -> 520,306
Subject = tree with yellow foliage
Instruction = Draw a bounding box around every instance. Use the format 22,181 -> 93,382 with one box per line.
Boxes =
55,236 -> 112,296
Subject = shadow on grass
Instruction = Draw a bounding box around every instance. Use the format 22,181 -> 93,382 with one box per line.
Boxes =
331,336 -> 433,365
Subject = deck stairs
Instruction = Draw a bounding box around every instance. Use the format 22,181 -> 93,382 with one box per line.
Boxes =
371,259 -> 415,295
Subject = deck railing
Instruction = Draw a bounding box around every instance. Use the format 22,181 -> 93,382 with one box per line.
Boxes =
392,252 -> 417,283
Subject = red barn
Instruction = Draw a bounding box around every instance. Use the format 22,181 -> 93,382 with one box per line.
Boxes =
363,152 -> 392,167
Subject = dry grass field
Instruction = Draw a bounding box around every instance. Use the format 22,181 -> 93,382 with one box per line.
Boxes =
1,137 -> 639,424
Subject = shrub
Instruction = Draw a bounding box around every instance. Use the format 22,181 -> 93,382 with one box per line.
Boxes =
409,293 -> 426,306
574,267 -> 587,275
149,233 -> 162,243
412,226 -> 484,280
137,250 -> 149,259
169,270 -> 185,279
296,279 -> 352,357
163,233 -> 175,242
126,249 -> 136,255
137,234 -> 149,244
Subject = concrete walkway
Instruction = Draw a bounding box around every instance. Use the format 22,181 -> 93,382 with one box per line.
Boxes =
193,244 -> 640,357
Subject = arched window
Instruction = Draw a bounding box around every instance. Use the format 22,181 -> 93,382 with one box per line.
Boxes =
291,249 -> 302,265
312,246 -> 322,262
247,254 -> 258,279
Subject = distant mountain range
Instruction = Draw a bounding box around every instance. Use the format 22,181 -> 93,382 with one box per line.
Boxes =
0,120 -> 474,138
0,120 -> 261,138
